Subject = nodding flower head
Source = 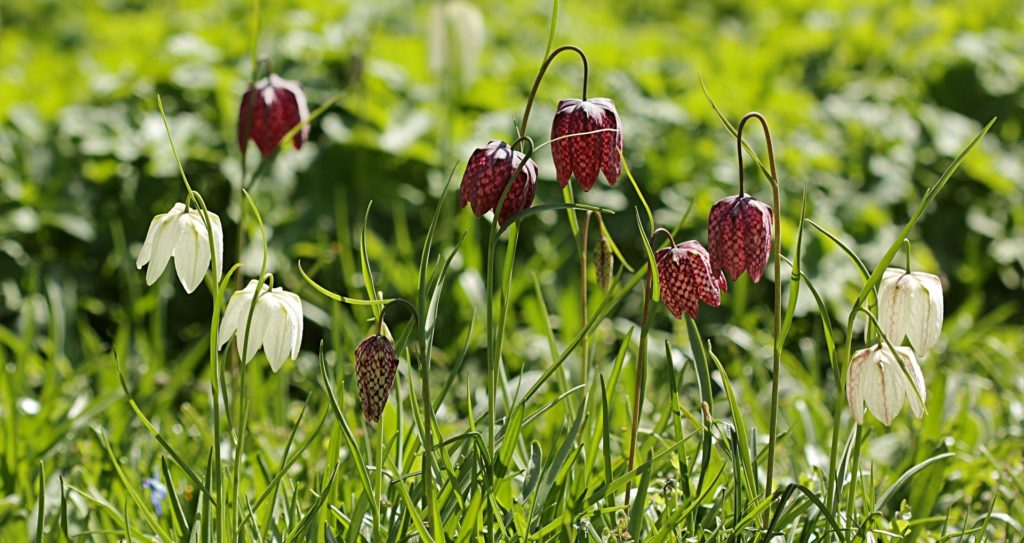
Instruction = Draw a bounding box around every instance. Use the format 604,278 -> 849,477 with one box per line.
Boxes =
238,74 -> 310,156
656,240 -> 727,320
847,344 -> 925,426
459,140 -> 538,225
550,98 -> 622,191
707,194 -> 773,283
217,280 -> 305,372
878,268 -> 944,357
355,334 -> 399,424
136,202 -> 224,294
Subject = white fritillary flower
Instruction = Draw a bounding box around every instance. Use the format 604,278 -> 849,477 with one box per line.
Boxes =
136,202 -> 223,293
217,280 -> 304,372
847,344 -> 926,426
878,268 -> 943,357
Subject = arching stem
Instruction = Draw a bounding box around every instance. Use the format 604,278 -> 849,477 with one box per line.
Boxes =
902,238 -> 912,273
736,112 -> 783,502
517,45 -> 589,145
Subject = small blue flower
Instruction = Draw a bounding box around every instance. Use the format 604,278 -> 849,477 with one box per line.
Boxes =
142,476 -> 168,517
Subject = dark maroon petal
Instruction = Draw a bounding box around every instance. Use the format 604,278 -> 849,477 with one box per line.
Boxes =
355,335 -> 399,424
707,194 -> 774,284
591,98 -> 623,184
707,197 -> 733,278
238,87 -> 258,153
548,98 -> 622,191
656,240 -> 723,320
497,153 -> 537,225
551,99 -> 580,187
741,199 -> 773,283
237,74 -> 310,157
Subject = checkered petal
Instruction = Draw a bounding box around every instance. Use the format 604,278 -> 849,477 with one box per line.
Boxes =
656,240 -> 723,320
238,74 -> 310,156
355,335 -> 400,424
459,141 -> 536,225
707,195 -> 773,283
550,98 -> 623,191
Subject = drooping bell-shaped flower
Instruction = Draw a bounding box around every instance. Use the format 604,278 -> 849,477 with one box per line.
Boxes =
218,280 -> 305,372
656,240 -> 727,320
707,194 -> 773,283
846,344 -> 925,426
459,140 -> 538,225
355,334 -> 399,423
878,268 -> 943,357
238,74 -> 310,156
550,98 -> 622,191
136,202 -> 224,293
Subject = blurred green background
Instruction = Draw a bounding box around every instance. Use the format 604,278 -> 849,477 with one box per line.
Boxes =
2,0 -> 1023,538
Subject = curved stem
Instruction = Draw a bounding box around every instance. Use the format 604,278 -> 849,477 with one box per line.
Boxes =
517,45 -> 589,144
651,227 -> 677,248
902,238 -> 912,273
736,112 -> 783,501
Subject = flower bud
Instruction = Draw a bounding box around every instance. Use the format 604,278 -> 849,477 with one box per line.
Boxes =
550,98 -> 622,191
459,140 -> 538,225
238,74 -> 310,157
847,344 -> 925,426
878,268 -> 943,357
594,234 -> 614,292
355,335 -> 399,424
656,240 -> 727,320
707,194 -> 773,283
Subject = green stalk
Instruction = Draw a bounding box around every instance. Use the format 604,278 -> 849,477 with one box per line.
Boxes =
625,272 -> 653,506
734,113 -> 783,501
580,212 -> 592,386
233,190 -> 268,541
625,226 -> 672,505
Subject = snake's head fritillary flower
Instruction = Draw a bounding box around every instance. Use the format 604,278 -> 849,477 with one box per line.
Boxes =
847,344 -> 925,426
550,98 -> 622,191
656,240 -> 727,320
707,194 -> 773,283
238,74 -> 310,157
136,202 -> 224,294
355,335 -> 399,423
217,280 -> 305,372
878,268 -> 944,357
459,140 -> 538,225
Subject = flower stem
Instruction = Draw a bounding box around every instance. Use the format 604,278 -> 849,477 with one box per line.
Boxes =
625,270 -> 653,506
517,45 -> 589,144
625,227 -> 674,505
903,238 -> 912,273
580,211 -> 592,386
484,138 -> 534,541
379,299 -> 435,532
736,112 -> 783,502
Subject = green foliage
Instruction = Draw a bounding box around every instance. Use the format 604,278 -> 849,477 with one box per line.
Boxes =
1,0 -> 1023,541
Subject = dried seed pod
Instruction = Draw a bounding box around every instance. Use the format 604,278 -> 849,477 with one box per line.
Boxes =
594,234 -> 614,291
